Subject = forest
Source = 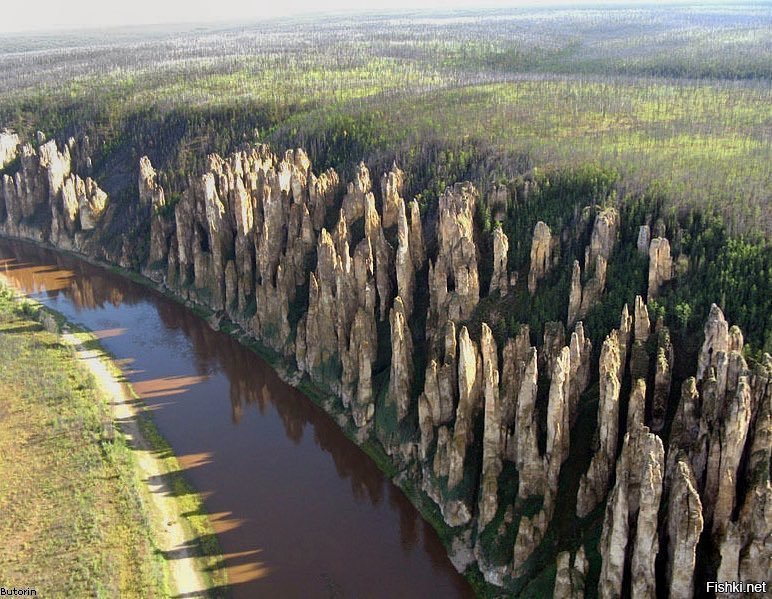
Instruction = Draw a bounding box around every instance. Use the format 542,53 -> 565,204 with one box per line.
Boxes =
0,3 -> 770,597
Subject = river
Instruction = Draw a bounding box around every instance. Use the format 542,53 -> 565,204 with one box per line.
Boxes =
0,238 -> 474,598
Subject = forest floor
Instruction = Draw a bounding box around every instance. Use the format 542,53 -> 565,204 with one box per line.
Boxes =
0,282 -> 224,597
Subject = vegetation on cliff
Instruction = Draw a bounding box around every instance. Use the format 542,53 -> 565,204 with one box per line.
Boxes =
0,4 -> 770,597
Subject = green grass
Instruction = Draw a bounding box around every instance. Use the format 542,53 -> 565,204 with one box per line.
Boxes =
0,285 -> 167,597
273,78 -> 771,235
0,283 -> 228,597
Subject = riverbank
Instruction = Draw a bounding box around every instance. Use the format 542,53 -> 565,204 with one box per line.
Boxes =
0,233 -> 482,597
0,235 -> 486,597
0,280 -> 227,597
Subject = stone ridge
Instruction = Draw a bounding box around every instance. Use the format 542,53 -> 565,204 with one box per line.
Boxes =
1,135 -> 769,597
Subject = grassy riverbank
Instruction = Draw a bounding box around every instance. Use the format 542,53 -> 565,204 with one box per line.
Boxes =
0,283 -> 226,597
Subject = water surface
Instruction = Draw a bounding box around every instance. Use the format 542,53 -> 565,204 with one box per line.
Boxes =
0,238 -> 474,599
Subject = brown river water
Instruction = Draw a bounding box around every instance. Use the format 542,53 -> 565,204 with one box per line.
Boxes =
0,238 -> 474,599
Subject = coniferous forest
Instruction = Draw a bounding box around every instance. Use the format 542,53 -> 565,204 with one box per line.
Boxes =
0,3 -> 770,598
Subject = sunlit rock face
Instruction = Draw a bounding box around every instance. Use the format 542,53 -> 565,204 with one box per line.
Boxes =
427,183 -> 480,349
3,132 -> 769,598
647,236 -> 672,298
1,136 -> 107,248
0,130 -> 19,169
527,220 -> 551,295
488,226 -> 509,297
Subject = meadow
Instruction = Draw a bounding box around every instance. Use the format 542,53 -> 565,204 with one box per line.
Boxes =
1,4 -> 770,237
0,286 -> 167,597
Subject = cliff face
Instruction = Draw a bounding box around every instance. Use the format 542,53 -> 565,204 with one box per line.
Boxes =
1,133 -> 769,597
1,137 -> 108,249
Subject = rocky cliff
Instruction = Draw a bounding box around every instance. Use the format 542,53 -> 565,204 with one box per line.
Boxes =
1,132 -> 769,597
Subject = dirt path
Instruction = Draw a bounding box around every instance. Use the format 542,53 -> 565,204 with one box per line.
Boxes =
62,330 -> 210,598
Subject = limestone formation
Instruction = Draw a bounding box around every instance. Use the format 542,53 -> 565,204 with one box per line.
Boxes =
647,236 -> 673,298
514,345 -> 573,571
309,168 -> 340,230
341,161 -> 371,223
553,548 -> 587,599
407,199 -> 426,268
541,321 -> 565,378
630,438 -> 664,599
634,295 -> 650,343
345,306 -> 377,428
7,134 -> 769,597
544,346 -> 572,504
584,208 -> 618,270
568,322 -> 592,426
513,510 -> 548,573
618,303 -> 633,383
697,303 -> 729,382
428,183 -> 479,346
139,156 -> 172,265
567,260 -> 582,328
488,226 -> 509,296
637,224 -> 651,254
598,473 -> 628,599
527,221 -> 552,294
380,163 -> 405,229
0,130 -> 19,168
667,459 -> 704,599
599,425 -> 664,599
448,326 -> 481,491
387,297 -> 413,422
627,378 -> 647,430
651,328 -> 673,432
515,348 -> 543,498
74,176 -> 107,231
1,136 -> 106,245
709,376 -> 752,535
394,197 -> 415,317
567,256 -> 608,327
577,331 -> 621,517
478,324 -> 502,529
499,326 -> 532,461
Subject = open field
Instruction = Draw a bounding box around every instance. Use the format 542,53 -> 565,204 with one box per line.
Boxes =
0,284 -> 226,597
1,4 -> 770,235
0,286 -> 167,596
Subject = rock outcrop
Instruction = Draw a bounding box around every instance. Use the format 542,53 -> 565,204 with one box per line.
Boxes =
427,183 -> 479,347
488,226 -> 510,296
513,346 -> 572,572
598,425 -> 664,599
140,156 -> 173,265
0,130 -> 19,168
637,224 -> 650,255
1,137 -> 107,247
651,327 -> 673,432
666,459 -> 703,599
584,208 -> 618,269
380,163 -> 405,229
527,220 -> 552,294
4,133 -> 768,599
448,326 -> 481,492
577,331 -> 622,517
647,236 -> 673,298
387,296 -> 414,422
514,347 -> 543,498
553,548 -> 588,599
478,324 -> 502,529
567,256 -> 608,328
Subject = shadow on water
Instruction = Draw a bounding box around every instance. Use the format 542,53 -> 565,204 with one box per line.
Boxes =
0,237 -> 475,598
